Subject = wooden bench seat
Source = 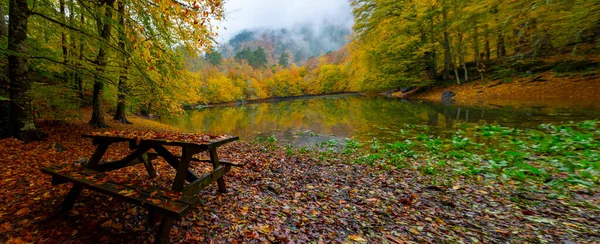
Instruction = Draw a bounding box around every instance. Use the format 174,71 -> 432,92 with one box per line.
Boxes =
41,165 -> 198,219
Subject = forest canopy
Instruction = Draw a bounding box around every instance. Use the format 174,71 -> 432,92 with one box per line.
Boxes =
1,0 -> 600,139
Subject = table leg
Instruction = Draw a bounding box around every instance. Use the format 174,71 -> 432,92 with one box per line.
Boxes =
153,145 -> 199,182
171,147 -> 193,191
129,141 -> 157,178
59,184 -> 83,213
143,153 -> 158,178
209,148 -> 227,193
87,143 -> 109,170
155,217 -> 174,244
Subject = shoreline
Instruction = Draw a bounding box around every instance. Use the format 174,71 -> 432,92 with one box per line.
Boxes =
187,92 -> 362,109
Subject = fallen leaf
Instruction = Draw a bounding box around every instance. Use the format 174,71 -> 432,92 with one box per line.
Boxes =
16,208 -> 30,216
349,235 -> 367,242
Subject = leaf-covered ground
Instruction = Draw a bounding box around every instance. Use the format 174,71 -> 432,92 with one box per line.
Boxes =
0,117 -> 599,243
416,71 -> 600,110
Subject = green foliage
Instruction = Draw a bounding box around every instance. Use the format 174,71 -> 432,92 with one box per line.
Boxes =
205,50 -> 223,66
553,60 -> 598,74
278,52 -> 290,67
235,47 -> 269,69
340,121 -> 600,190
31,83 -> 81,120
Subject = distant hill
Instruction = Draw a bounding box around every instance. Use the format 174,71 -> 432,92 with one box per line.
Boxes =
219,20 -> 351,65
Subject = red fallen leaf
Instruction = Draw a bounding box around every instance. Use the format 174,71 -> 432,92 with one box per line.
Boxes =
244,230 -> 259,238
521,209 -> 537,216
0,222 -> 13,232
398,197 -> 412,205
16,208 -> 30,216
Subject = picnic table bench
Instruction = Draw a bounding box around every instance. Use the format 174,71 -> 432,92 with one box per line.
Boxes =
41,131 -> 242,243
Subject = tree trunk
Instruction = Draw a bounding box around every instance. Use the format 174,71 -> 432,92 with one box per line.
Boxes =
442,1 -> 451,81
0,4 -> 8,37
497,32 -> 506,58
485,24 -> 491,62
141,100 -> 153,117
89,0 -> 115,128
427,10 -> 437,81
77,6 -> 85,100
473,23 -> 480,66
68,0 -> 81,98
60,0 -> 68,65
7,0 -> 45,140
494,3 -> 506,58
453,58 -> 460,85
457,29 -> 467,83
114,0 -> 131,124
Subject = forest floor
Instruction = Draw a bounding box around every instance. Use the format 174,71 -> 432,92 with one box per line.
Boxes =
415,71 -> 600,109
0,112 -> 599,243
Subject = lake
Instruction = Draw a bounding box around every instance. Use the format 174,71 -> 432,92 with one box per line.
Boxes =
161,94 -> 600,147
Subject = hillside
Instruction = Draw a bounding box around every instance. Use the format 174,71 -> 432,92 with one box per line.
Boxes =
219,21 -> 351,65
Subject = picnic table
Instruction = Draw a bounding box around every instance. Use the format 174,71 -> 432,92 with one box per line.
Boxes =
41,131 -> 242,243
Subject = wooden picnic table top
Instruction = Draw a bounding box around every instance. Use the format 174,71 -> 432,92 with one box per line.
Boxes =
80,131 -> 240,193
82,131 -> 239,149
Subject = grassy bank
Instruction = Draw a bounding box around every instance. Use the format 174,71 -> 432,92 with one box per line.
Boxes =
0,115 -> 598,243
414,52 -> 600,109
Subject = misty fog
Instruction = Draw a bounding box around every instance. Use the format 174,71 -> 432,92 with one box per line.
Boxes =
219,0 -> 354,41
216,0 -> 354,64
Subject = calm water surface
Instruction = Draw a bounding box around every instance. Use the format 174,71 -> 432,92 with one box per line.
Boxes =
161,94 -> 600,147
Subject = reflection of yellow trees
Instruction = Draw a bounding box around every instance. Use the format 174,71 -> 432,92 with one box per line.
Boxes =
164,97 -> 446,141
164,96 -> 600,143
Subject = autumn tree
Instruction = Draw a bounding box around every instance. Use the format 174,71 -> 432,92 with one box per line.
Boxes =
6,0 -> 46,140
86,0 -> 115,128
113,0 -> 131,124
278,52 -> 290,67
205,49 -> 223,66
235,47 -> 269,69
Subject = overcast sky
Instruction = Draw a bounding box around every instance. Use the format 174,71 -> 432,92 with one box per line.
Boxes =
217,0 -> 354,42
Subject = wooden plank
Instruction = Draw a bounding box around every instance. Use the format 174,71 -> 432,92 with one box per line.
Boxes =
155,217 -> 174,244
190,159 -> 245,167
171,147 -> 193,191
142,153 -> 158,178
144,136 -> 238,149
152,145 -> 199,182
94,159 -> 145,172
43,166 -> 197,205
207,136 -> 239,149
82,134 -> 239,149
146,152 -> 244,167
128,184 -> 198,206
209,148 -> 227,193
86,143 -> 109,170
41,167 -> 191,218
94,143 -> 152,172
182,165 -> 231,195
59,184 -> 83,213
82,134 -> 134,143
220,160 -> 246,167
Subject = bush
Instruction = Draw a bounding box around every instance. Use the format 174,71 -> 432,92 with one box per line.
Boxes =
553,60 -> 597,73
